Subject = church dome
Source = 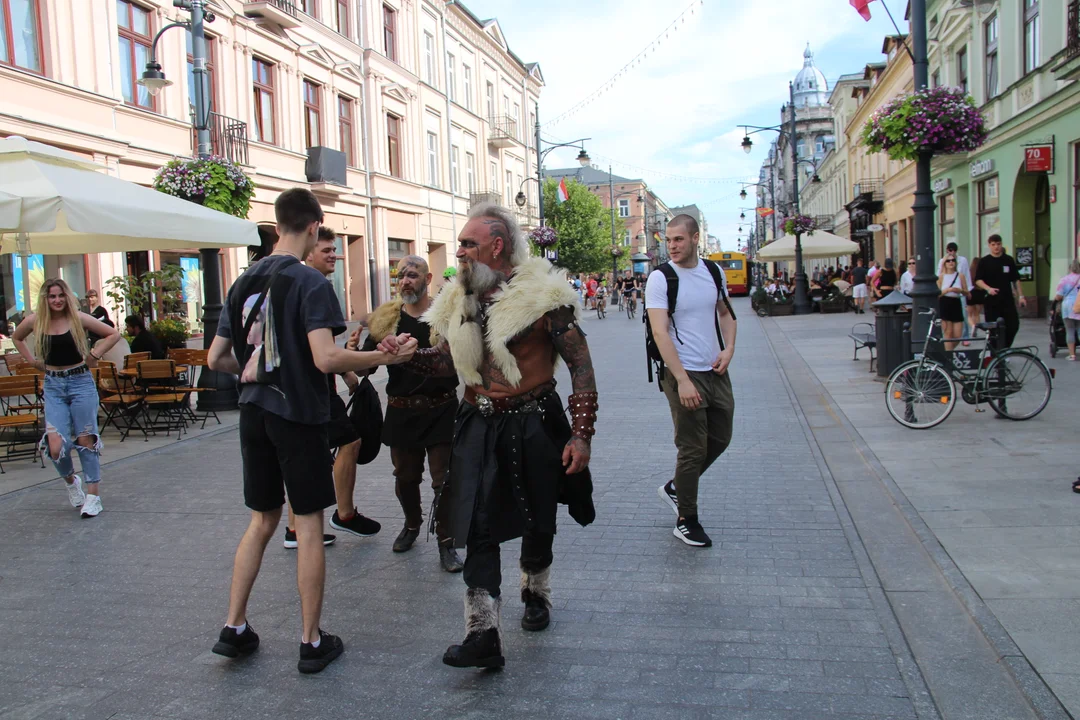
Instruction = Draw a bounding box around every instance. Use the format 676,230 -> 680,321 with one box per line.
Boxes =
793,45 -> 828,108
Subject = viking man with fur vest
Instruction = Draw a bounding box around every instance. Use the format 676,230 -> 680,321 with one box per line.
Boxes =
378,204 -> 598,669
356,255 -> 463,573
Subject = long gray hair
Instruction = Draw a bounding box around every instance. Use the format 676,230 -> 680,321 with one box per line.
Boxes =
468,202 -> 529,266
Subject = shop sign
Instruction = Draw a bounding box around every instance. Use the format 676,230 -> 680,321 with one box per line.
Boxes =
969,159 -> 995,178
1024,145 -> 1054,173
1015,247 -> 1034,281
932,178 -> 952,193
867,224 -> 884,232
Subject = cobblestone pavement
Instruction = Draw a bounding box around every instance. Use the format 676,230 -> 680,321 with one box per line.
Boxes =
0,298 -> 1029,720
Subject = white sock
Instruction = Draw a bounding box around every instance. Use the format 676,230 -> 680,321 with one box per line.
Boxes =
226,622 -> 246,634
304,636 -> 321,648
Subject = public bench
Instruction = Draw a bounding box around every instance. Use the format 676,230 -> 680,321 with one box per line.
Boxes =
848,322 -> 876,373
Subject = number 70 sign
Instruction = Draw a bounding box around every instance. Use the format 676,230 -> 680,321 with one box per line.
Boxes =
1025,145 -> 1054,174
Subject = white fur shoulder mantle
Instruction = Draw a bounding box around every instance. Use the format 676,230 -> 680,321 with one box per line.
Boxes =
421,257 -> 581,388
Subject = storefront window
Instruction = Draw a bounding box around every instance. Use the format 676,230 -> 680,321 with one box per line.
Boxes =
938,192 -> 956,256
978,176 -> 1000,255
387,239 -> 410,297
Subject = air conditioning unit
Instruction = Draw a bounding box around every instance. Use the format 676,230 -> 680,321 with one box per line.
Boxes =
305,146 -> 347,186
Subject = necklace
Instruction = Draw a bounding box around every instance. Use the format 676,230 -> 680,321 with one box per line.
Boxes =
271,249 -> 303,261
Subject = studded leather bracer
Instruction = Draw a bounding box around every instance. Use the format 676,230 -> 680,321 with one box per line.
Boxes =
407,347 -> 454,377
567,391 -> 599,442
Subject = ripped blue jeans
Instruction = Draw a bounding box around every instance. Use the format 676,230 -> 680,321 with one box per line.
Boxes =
42,371 -> 102,484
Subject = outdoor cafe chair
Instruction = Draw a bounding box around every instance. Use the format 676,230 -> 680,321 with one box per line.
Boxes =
97,364 -> 148,442
135,360 -> 189,438
0,374 -> 44,472
123,352 -> 152,370
182,349 -> 221,428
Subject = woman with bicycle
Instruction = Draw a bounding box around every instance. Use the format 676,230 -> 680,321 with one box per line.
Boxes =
938,257 -> 969,351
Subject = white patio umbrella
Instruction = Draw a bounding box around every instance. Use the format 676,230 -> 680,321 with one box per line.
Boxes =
756,230 -> 860,262
0,136 -> 258,312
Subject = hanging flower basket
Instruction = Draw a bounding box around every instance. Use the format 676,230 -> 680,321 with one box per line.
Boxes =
610,245 -> 624,258
861,86 -> 987,162
528,226 -> 558,249
153,155 -> 255,219
782,214 -> 817,236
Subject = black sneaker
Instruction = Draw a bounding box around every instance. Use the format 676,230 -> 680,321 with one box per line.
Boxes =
657,481 -> 678,515
298,629 -> 344,674
212,624 -> 260,658
283,529 -> 336,549
329,509 -> 382,537
674,516 -> 712,547
393,525 -> 420,553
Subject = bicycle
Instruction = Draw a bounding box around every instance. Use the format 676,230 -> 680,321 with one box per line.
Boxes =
884,309 -> 1053,429
596,291 -> 607,320
625,292 -> 637,320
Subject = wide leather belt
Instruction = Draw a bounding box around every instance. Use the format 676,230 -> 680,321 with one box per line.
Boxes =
464,380 -> 556,418
386,392 -> 456,410
45,364 -> 89,378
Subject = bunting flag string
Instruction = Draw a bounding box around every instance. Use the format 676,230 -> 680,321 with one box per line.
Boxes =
543,0 -> 704,128
540,138 -> 744,185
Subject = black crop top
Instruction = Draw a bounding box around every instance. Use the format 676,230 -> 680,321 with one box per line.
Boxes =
44,331 -> 84,367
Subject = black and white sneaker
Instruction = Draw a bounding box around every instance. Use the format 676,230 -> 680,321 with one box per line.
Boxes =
657,481 -> 678,515
298,629 -> 344,674
329,509 -> 381,537
283,529 -> 336,549
212,624 -> 260,658
674,516 -> 712,547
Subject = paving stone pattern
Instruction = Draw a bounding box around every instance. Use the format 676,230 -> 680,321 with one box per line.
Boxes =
0,300 -> 928,719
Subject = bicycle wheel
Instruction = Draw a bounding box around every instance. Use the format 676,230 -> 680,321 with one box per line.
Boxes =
984,351 -> 1052,420
885,360 -> 956,429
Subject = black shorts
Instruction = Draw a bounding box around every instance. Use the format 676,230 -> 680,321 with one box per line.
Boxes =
239,403 -> 336,515
327,394 -> 360,449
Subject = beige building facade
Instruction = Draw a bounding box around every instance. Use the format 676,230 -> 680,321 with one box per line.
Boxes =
0,0 -> 541,327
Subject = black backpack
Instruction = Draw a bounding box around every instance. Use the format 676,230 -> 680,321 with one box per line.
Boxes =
644,260 -> 735,390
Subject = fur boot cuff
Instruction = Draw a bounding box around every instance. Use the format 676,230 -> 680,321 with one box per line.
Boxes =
464,587 -> 501,634
519,566 -> 552,608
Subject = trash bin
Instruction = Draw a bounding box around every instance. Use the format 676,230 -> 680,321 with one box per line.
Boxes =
873,289 -> 913,377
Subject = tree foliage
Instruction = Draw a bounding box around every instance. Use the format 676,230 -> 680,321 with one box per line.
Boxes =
539,178 -> 625,274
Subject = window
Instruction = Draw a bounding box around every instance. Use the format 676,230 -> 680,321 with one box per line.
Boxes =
796,140 -> 806,158
383,4 -> 396,63
338,95 -> 355,166
335,0 -> 349,36
1023,0 -> 1040,74
505,170 -> 512,205
118,0 -> 154,109
466,152 -> 476,193
451,145 -> 460,194
618,198 -> 630,218
957,47 -> 968,94
513,102 -> 520,139
1,0 -> 43,72
423,32 -> 435,85
300,0 -> 316,17
814,137 -> 825,155
447,53 -> 456,102
186,29 -> 216,114
985,14 -> 998,98
252,58 -> 275,144
462,65 -> 473,111
623,229 -> 631,247
485,81 -> 494,119
491,161 -> 499,195
387,114 -> 402,178
303,80 -> 321,148
427,131 -> 440,188
503,94 -> 510,119
978,176 -> 1000,255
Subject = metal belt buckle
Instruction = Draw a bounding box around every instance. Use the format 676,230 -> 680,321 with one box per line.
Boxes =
476,394 -> 494,417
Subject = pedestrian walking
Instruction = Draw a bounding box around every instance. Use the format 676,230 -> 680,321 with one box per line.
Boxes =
281,226 -> 381,550
12,279 -> 120,518
974,234 -> 1026,348
938,257 -> 968,351
851,258 -> 869,314
357,254 -> 463,572
1053,258 -> 1080,360
875,258 -> 898,300
645,214 -> 737,548
207,188 -> 417,674
938,242 -> 974,337
900,259 -> 915,295
379,202 -> 597,670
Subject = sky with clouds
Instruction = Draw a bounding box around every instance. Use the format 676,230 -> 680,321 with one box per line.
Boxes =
463,0 -> 909,251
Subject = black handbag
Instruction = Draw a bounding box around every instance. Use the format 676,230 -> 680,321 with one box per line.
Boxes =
346,376 -> 383,465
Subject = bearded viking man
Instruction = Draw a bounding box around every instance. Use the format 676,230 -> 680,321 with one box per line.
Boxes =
379,203 -> 598,669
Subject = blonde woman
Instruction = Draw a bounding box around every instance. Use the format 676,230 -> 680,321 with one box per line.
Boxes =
937,257 -> 968,351
13,279 -> 120,517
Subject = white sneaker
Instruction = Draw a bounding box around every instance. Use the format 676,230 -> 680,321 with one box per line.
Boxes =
80,494 -> 102,518
65,475 -> 86,508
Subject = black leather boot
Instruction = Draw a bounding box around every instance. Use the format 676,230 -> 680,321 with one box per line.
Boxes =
520,566 -> 551,632
439,541 -> 464,573
443,588 -> 504,669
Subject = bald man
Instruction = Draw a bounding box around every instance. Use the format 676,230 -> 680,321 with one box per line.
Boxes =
354,255 -> 463,572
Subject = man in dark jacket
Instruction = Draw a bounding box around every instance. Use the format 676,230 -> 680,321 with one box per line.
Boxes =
124,315 -> 166,359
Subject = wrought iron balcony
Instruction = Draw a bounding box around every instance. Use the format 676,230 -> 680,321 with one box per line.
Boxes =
487,115 -> 519,149
191,111 -> 250,167
243,0 -> 302,28
469,191 -> 502,209
1068,1 -> 1080,60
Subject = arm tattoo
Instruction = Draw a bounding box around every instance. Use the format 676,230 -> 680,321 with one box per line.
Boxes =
407,341 -> 456,377
547,306 -> 597,395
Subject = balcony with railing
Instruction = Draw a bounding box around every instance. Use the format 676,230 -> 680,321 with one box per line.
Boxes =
469,191 -> 502,209
191,112 -> 250,166
514,203 -> 539,229
487,115 -> 519,149
1069,1 -> 1080,59
243,0 -> 302,28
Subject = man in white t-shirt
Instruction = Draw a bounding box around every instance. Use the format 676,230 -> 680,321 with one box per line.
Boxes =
645,215 -> 737,549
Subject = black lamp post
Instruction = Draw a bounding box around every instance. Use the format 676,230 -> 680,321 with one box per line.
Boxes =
138,0 -> 236,411
908,0 -> 938,351
528,102 -> 590,228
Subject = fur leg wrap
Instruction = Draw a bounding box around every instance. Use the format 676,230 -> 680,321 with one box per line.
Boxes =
464,587 -> 501,635
520,566 -> 552,609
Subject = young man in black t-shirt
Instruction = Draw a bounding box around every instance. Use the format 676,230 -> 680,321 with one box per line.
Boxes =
974,234 -> 1027,347
208,189 -> 417,674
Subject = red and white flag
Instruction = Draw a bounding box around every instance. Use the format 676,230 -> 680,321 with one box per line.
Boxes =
850,0 -> 876,21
